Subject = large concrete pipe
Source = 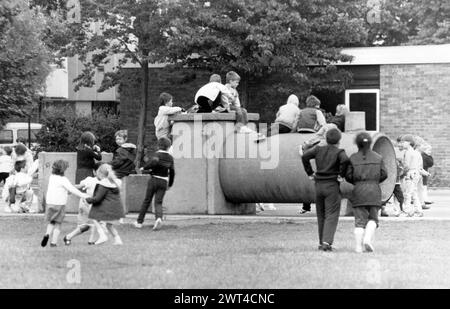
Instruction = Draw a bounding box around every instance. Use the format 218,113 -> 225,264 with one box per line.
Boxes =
219,132 -> 397,204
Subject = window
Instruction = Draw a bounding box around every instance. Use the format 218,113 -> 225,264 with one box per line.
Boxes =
17,129 -> 40,143
345,89 -> 380,131
0,130 -> 13,144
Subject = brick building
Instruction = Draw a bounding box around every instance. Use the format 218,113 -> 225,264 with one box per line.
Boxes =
118,44 -> 450,187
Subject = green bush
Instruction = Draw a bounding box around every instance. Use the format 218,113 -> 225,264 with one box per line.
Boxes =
36,107 -> 120,153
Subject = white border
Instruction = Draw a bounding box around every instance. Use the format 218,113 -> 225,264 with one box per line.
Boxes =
345,89 -> 380,132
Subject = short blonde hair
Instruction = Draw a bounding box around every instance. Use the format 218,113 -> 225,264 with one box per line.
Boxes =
226,71 -> 241,83
209,74 -> 222,83
335,104 -> 349,116
115,130 -> 128,140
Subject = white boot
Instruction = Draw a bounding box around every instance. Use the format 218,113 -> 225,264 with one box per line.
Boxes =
354,228 -> 365,253
363,220 -> 377,252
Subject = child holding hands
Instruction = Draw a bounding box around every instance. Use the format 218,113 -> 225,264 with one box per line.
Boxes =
86,163 -> 125,245
41,160 -> 89,247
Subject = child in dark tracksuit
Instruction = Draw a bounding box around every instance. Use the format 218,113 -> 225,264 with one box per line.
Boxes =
134,138 -> 175,231
301,128 -> 349,252
345,132 -> 387,253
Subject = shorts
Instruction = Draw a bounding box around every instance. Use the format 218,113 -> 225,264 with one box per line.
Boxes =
353,206 -> 380,228
45,204 -> 66,224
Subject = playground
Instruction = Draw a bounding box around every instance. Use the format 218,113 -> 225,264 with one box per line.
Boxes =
1,190 -> 449,289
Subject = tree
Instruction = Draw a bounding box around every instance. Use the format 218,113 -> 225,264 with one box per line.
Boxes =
0,0 -> 66,124
362,0 -> 450,46
166,0 -> 368,105
59,0 -> 179,168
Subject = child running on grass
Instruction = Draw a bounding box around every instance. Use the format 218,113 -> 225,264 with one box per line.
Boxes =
41,160 -> 89,247
63,163 -> 102,246
86,163 -> 125,245
134,137 -> 175,230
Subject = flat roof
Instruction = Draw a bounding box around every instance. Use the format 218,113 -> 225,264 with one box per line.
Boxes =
340,44 -> 450,65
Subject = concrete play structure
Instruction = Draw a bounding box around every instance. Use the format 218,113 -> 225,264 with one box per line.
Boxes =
38,111 -> 396,215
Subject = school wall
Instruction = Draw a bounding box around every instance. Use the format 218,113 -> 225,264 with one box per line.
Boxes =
380,63 -> 450,188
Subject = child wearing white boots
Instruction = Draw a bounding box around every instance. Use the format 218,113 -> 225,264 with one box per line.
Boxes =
345,132 -> 388,253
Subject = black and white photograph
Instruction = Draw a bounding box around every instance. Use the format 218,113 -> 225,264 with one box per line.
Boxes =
1,0 -> 450,293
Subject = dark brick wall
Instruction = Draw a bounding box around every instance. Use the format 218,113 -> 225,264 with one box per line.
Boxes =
380,64 -> 450,187
119,68 -> 213,149
120,64 -> 450,187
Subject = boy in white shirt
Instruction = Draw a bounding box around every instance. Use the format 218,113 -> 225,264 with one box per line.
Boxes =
194,74 -> 233,113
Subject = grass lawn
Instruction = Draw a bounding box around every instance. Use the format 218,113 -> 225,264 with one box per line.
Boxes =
1,215 -> 450,289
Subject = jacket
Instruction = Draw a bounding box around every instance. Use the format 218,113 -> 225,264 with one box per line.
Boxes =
87,178 -> 125,221
142,150 -> 175,187
302,144 -> 349,181
111,143 -> 136,179
275,103 -> 300,130
297,108 -> 326,132
345,150 -> 388,207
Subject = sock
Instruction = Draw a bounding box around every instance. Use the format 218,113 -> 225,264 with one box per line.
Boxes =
52,225 -> 60,245
88,227 -> 96,243
45,224 -> 54,236
66,228 -> 81,240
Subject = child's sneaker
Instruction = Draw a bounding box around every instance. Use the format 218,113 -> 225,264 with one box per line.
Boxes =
50,243 -> 57,248
153,218 -> 162,231
133,222 -> 143,229
63,236 -> 71,246
413,212 -> 424,217
41,234 -> 49,247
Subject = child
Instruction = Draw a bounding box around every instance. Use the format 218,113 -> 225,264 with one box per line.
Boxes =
111,130 -> 137,179
76,131 -> 102,184
63,163 -> 102,246
301,128 -> 349,252
345,132 -> 387,253
86,163 -> 125,245
419,144 -> 433,208
2,160 -> 34,213
0,147 -> 13,185
328,104 -> 348,132
194,74 -> 233,113
154,92 -> 183,140
272,94 -> 301,135
225,71 -> 253,134
400,134 -> 423,217
11,143 -> 34,174
297,95 -> 327,133
41,160 -> 89,247
134,137 -> 175,230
